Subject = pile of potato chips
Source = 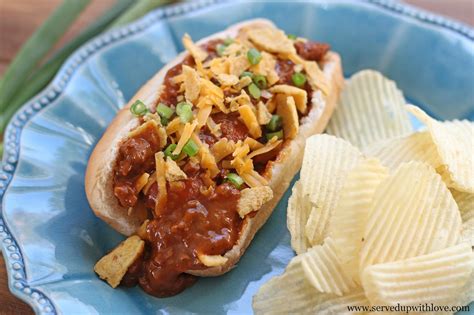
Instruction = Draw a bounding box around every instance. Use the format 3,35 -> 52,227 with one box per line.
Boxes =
253,70 -> 474,314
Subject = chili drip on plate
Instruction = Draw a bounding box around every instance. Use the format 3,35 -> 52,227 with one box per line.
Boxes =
105,24 -> 330,297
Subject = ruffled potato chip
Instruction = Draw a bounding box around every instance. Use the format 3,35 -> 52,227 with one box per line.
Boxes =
301,238 -> 357,296
287,181 -> 311,254
362,243 -> 473,306
328,158 -> 388,284
365,131 -> 443,172
326,70 -> 413,149
253,256 -> 323,315
460,220 -> 474,246
301,135 -> 362,246
408,105 -> 474,193
451,189 -> 474,222
238,104 -> 262,138
359,161 -> 462,273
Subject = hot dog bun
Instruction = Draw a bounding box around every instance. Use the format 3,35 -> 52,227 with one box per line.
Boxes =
85,19 -> 343,276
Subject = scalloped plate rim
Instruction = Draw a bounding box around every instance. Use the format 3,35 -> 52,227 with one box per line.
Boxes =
0,0 -> 473,314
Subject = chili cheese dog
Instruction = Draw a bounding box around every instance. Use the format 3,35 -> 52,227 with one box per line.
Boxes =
86,19 -> 343,297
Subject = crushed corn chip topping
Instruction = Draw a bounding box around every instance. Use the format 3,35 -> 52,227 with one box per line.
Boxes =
124,24 -> 330,221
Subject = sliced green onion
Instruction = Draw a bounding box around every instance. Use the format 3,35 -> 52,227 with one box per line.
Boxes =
240,71 -> 253,78
160,117 -> 169,126
287,34 -> 297,40
176,102 -> 189,115
248,83 -> 261,99
252,74 -> 267,89
183,139 -> 199,157
130,100 -> 149,116
216,44 -> 226,56
176,102 -> 193,123
266,115 -> 282,132
156,103 -> 174,119
291,72 -> 307,87
247,48 -> 262,65
225,173 -> 244,189
223,37 -> 234,46
164,144 -> 179,160
266,130 -> 284,141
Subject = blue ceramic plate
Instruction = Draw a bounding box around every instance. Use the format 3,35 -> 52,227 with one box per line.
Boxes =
1,1 -> 473,314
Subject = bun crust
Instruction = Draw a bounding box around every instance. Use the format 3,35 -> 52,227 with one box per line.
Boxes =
85,19 -> 343,276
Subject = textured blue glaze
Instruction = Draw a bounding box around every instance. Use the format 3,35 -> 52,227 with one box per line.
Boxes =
0,0 -> 473,314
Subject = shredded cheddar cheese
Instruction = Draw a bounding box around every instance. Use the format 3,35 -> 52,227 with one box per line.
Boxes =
241,171 -> 268,187
244,137 -> 264,150
166,117 -> 182,135
238,104 -> 262,138
196,103 -> 212,128
173,121 -> 198,155
248,137 -> 282,159
233,141 -> 250,158
191,133 -> 220,177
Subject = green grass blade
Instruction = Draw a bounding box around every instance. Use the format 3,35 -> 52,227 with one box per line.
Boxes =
110,0 -> 173,28
0,0 -> 90,112
36,0 -> 136,80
